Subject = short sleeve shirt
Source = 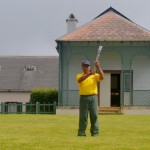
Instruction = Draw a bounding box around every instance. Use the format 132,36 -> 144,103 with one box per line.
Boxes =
76,73 -> 101,95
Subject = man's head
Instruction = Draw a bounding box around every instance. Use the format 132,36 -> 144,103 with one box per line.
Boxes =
82,60 -> 90,66
81,60 -> 91,74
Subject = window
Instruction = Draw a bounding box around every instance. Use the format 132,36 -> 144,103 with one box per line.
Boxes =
24,65 -> 36,71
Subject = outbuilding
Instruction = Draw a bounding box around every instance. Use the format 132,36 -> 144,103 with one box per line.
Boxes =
56,7 -> 150,113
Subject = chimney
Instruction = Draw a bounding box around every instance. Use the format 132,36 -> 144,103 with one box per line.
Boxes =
66,13 -> 78,33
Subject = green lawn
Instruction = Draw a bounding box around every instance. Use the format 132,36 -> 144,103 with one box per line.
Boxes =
0,114 -> 150,150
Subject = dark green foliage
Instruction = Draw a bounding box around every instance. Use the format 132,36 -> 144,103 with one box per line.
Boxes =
29,88 -> 58,113
30,88 -> 58,104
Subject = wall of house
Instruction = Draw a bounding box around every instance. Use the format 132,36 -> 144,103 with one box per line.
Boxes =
0,92 -> 30,103
59,42 -> 150,106
132,55 -> 150,106
60,42 -> 123,106
59,42 -> 97,105
100,51 -> 121,70
100,73 -> 111,107
132,55 -> 150,90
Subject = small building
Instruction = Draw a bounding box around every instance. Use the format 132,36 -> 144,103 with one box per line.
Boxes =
56,7 -> 150,112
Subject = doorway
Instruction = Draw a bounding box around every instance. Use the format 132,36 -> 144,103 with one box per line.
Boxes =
111,74 -> 120,107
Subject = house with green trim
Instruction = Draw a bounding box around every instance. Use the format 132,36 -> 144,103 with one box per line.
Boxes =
56,7 -> 150,112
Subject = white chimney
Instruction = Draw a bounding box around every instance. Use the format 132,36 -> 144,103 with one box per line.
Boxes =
66,13 -> 78,33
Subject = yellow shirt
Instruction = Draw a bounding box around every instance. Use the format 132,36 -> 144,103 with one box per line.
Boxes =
76,73 -> 101,95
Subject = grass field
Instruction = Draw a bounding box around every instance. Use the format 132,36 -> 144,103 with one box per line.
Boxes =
0,114 -> 150,150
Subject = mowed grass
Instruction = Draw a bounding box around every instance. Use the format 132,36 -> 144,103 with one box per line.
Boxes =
0,115 -> 150,150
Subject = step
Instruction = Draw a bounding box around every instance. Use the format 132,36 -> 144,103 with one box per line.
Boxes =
98,107 -> 122,114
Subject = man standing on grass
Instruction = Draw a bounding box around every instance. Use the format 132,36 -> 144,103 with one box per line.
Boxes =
76,60 -> 104,136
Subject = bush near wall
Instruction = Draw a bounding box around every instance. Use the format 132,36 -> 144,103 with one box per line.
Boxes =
30,88 -> 58,105
28,88 -> 58,113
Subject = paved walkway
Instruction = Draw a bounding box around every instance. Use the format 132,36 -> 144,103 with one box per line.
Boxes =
56,107 -> 79,115
56,107 -> 150,115
123,109 -> 150,115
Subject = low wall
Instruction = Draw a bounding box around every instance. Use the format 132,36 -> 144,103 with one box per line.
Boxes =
121,106 -> 150,115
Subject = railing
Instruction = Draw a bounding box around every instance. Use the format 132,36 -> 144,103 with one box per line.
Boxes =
133,90 -> 150,106
0,102 -> 56,114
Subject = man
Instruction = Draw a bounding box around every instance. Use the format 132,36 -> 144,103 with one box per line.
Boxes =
76,60 -> 104,136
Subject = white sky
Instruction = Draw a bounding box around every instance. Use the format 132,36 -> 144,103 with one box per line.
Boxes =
0,0 -> 150,56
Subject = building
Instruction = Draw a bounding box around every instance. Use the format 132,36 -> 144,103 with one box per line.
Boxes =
56,7 -> 150,112
0,56 -> 58,104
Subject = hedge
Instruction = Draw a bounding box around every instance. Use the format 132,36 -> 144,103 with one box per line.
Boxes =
30,88 -> 58,105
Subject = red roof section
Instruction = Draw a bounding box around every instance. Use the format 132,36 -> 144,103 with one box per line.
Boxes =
57,7 -> 150,41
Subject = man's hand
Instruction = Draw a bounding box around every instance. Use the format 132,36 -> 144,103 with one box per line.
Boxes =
90,69 -> 96,75
94,60 -> 104,80
94,60 -> 100,69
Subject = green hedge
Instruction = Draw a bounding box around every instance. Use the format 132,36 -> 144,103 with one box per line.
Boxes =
29,88 -> 58,113
30,88 -> 58,104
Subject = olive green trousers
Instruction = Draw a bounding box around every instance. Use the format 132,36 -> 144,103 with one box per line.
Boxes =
78,94 -> 99,136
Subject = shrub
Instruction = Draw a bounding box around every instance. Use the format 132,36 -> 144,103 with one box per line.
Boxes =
29,88 -> 58,113
30,88 -> 58,104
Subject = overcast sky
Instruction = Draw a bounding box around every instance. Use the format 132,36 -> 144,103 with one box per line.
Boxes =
0,0 -> 150,56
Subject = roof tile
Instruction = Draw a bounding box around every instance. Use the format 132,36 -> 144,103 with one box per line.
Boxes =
57,8 -> 150,41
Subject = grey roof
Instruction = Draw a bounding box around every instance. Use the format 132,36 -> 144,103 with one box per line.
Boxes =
0,56 -> 58,91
